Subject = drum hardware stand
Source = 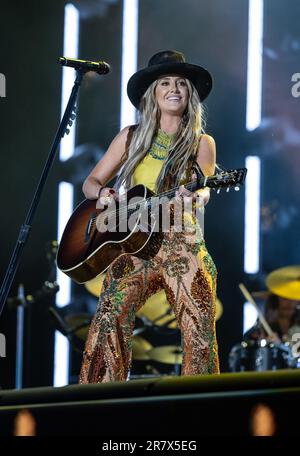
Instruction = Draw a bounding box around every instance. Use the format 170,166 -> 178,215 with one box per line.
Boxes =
8,279 -> 60,389
151,307 -> 175,326
134,308 -> 175,335
133,314 -> 153,335
158,315 -> 182,375
239,283 -> 275,338
48,306 -> 91,354
133,326 -> 147,336
140,310 -> 181,376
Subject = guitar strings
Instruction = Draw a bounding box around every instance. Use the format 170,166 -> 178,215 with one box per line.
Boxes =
91,178 -> 198,227
90,170 -> 238,228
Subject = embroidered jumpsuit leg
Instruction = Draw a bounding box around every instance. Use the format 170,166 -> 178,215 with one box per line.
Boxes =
79,253 -> 164,383
155,222 -> 219,375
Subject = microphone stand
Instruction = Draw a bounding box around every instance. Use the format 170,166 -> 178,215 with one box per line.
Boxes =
0,69 -> 86,317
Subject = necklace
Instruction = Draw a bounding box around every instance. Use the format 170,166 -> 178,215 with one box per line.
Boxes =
148,129 -> 175,160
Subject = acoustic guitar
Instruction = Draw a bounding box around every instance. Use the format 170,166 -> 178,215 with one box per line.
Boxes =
56,167 -> 247,283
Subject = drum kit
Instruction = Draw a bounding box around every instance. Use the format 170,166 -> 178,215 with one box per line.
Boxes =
229,339 -> 297,372
230,265 -> 300,373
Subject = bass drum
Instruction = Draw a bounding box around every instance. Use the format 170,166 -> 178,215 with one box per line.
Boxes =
228,340 -> 296,372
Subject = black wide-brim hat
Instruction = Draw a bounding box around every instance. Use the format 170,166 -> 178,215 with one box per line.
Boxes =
127,50 -> 213,110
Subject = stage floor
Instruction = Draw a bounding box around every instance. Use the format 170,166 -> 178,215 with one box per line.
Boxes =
0,369 -> 299,436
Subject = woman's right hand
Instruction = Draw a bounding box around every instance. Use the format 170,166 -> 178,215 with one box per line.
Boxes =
96,187 -> 119,209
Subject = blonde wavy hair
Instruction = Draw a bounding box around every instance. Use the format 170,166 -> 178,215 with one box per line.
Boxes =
115,77 -> 206,194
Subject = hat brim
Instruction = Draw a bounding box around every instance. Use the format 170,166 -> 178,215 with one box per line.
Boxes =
127,62 -> 212,109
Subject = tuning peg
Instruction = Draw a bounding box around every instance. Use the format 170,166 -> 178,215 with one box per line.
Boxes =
226,187 -> 230,192
65,128 -> 70,135
70,113 -> 76,120
217,188 -> 221,194
68,120 -> 73,126
234,186 -> 240,191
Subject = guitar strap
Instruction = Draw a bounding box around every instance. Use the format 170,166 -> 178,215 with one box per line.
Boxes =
125,124 -> 138,158
191,161 -> 205,190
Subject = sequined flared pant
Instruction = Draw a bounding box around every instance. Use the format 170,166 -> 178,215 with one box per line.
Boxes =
79,223 -> 219,383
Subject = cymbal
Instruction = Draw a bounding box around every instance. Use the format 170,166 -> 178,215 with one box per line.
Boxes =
85,274 -> 105,297
132,336 -> 153,360
266,265 -> 300,300
216,298 -> 223,321
85,274 -> 223,328
148,345 -> 183,365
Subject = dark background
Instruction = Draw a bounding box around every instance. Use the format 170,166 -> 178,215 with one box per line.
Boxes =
0,0 -> 299,388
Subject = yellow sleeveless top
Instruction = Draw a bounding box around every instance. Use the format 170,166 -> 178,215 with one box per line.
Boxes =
132,129 -> 175,192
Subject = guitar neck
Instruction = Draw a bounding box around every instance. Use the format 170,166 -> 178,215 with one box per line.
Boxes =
132,168 -> 246,212
154,168 -> 247,200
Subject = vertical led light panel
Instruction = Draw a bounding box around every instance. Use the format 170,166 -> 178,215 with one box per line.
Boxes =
243,0 -> 264,333
118,0 -> 139,198
119,1 -> 139,380
120,0 -> 139,130
54,3 -> 79,386
246,0 -> 263,132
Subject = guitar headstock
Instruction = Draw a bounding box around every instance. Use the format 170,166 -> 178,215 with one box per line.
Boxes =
207,168 -> 247,193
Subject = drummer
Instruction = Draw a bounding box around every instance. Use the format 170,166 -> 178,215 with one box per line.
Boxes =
243,292 -> 300,344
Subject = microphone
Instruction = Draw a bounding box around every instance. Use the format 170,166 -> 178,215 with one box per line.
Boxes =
58,57 -> 110,75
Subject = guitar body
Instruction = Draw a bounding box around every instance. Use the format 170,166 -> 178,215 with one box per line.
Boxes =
56,184 -> 163,283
